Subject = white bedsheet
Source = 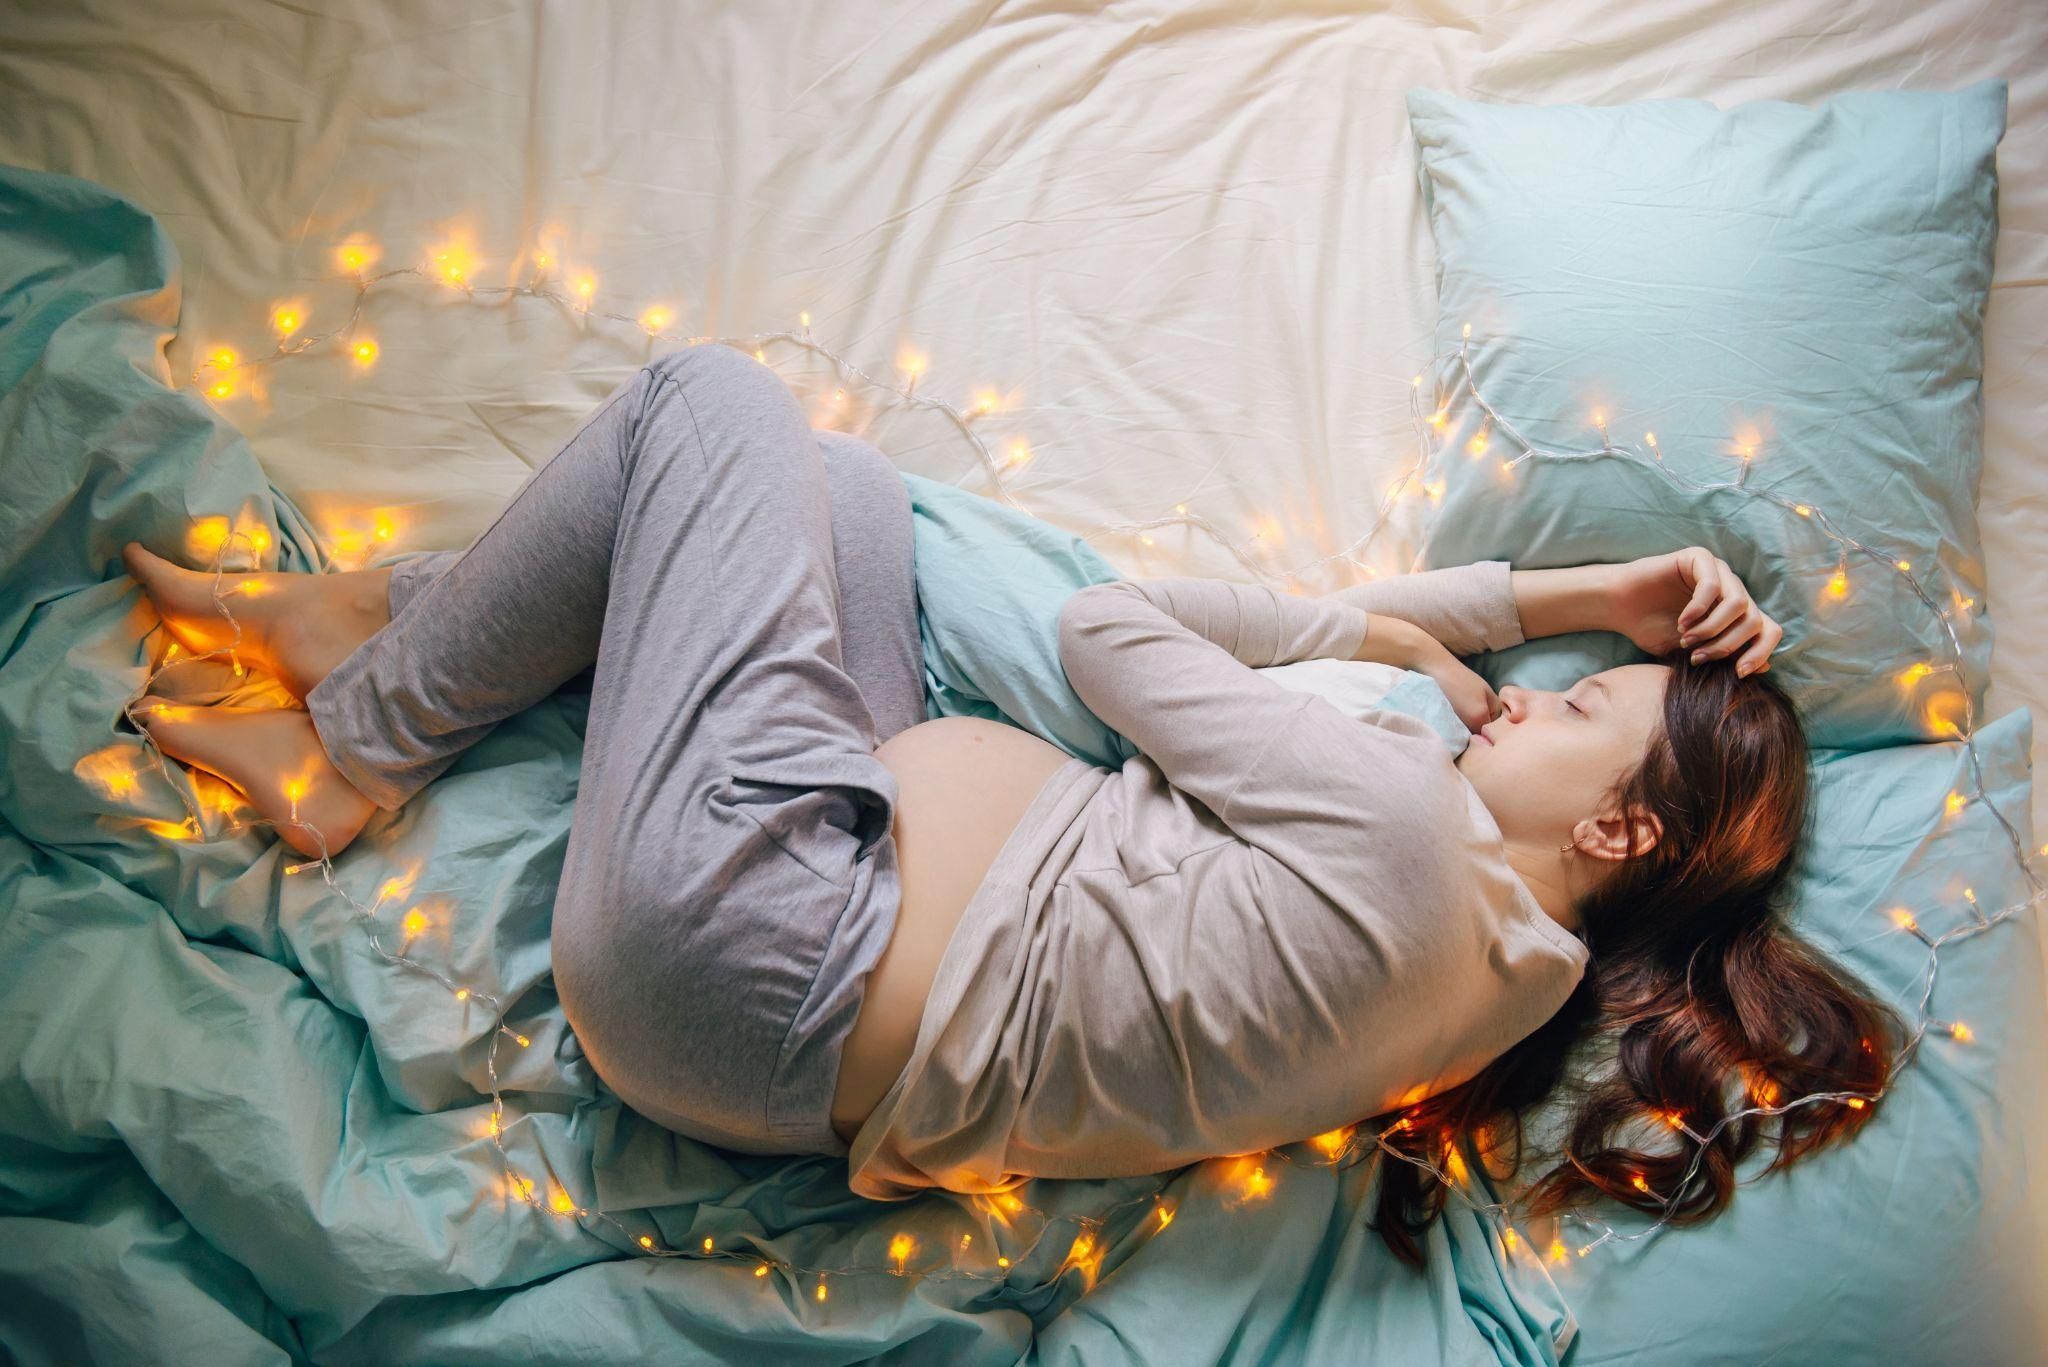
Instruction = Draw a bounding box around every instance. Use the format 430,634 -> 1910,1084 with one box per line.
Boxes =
1,1 -> 2039,820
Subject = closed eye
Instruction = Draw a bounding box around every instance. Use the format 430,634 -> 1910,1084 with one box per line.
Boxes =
1568,699 -> 1586,717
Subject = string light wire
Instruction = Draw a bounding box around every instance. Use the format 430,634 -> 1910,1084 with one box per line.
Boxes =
115,242 -> 2046,1295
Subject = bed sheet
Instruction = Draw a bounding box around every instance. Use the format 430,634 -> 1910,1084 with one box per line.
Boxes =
2,0 -> 2036,815
0,0 -> 2041,1360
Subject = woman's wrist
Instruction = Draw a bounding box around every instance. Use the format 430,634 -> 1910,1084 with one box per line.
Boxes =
1508,564 -> 1620,640
1350,614 -> 1440,670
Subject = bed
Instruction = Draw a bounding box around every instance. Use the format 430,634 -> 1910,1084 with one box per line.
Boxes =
1,2 -> 2042,1362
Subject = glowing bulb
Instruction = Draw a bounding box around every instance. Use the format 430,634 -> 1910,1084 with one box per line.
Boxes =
639,1235 -> 654,1250
1898,662 -> 1932,687
1461,322 -> 1471,339
753,348 -> 765,362
1739,444 -> 1755,460
455,987 -> 470,1001
515,1033 -> 530,1047
703,1236 -> 713,1252
639,306 -> 672,334
1006,438 -> 1032,469
754,1263 -> 768,1276
1794,504 -> 1812,517
550,1187 -> 576,1214
889,1233 -> 914,1271
574,273 -> 596,306
799,310 -> 811,328
1893,908 -> 1918,931
284,779 -> 307,802
352,338 -> 379,368
1945,790 -> 1966,816
1630,1173 -> 1649,1193
816,1282 -> 827,1302
1466,432 -> 1489,456
1894,559 -> 1910,572
1175,503 -> 1187,514
433,244 -> 474,285
1139,535 -> 1154,546
533,249 -> 551,268
1429,408 -> 1448,430
1952,1021 -> 1973,1041
1825,569 -> 1849,599
209,380 -> 234,400
1964,887 -> 1976,903
209,347 -> 238,369
997,1257 -> 1010,1268
336,239 -> 379,274
1498,458 -> 1514,475
402,909 -> 428,938
1644,430 -> 1658,447
1846,1098 -> 1866,1110
272,305 -> 302,336
249,527 -> 271,552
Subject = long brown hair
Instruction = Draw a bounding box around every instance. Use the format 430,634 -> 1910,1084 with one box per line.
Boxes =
1368,653 -> 1908,1269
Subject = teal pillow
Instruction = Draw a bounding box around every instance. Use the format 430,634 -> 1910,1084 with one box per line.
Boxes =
1405,84 -> 2045,1360
1406,82 -> 2007,750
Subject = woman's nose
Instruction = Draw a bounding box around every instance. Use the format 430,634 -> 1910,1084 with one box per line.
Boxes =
1498,684 -> 1527,720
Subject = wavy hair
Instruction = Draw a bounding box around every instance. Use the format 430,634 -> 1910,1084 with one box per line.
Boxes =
1368,654 -> 1908,1270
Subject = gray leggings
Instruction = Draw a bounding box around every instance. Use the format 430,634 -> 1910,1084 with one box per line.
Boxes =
305,344 -> 923,1158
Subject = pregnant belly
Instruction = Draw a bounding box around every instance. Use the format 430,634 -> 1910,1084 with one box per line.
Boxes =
828,716 -> 1073,1147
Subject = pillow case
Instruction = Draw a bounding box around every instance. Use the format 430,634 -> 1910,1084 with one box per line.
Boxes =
1405,82 -> 2007,750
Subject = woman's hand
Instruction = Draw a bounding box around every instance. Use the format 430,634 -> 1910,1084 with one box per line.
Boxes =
1411,643 -> 1503,735
1608,546 -> 1783,676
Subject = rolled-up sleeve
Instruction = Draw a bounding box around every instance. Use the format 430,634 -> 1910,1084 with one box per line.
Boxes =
1321,560 -> 1524,657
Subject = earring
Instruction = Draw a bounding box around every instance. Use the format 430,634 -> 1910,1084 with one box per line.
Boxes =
1558,840 -> 1575,854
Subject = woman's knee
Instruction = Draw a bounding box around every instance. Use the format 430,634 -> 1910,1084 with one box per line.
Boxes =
646,341 -> 780,398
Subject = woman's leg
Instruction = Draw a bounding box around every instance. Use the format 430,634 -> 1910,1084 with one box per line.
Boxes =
341,344 -> 902,1157
376,433 -> 921,730
811,430 -> 924,745
298,366 -> 647,808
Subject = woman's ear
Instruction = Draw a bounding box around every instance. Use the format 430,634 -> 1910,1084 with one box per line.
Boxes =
1578,805 -> 1664,862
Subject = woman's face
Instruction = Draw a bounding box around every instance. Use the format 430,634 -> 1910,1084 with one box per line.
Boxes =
1455,664 -> 1672,848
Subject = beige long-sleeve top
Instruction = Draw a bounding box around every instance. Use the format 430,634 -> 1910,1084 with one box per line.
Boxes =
844,560 -> 1591,1200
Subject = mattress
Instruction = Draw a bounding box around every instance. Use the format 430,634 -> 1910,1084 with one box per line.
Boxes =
0,0 -> 2041,1358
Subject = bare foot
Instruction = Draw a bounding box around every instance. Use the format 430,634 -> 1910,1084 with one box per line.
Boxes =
133,694 -> 379,859
123,541 -> 394,700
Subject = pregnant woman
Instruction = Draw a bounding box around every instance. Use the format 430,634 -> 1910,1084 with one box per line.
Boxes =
123,343 -> 1898,1266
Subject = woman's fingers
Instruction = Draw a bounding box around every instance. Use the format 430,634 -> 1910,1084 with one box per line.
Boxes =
1681,568 -> 1748,650
1734,617 -> 1785,676
1665,549 -> 1781,675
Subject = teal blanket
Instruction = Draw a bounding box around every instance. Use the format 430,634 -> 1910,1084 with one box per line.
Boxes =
3,165 -> 2042,1364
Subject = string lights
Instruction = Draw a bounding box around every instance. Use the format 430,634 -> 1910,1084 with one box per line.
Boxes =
112,234 -> 2046,1302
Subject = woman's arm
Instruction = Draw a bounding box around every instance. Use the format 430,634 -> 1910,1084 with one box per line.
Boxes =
1057,576 -> 1370,827
1506,564 -> 1619,639
1325,558 -> 1611,649
1320,560 -> 1525,657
